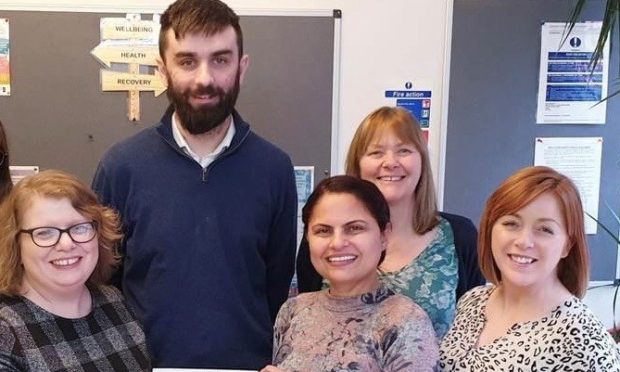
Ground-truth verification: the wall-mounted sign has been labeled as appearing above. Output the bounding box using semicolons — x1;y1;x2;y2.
385;83;432;129
91;14;164;121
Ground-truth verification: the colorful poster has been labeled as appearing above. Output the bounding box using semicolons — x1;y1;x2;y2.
0;19;10;96
536;22;609;124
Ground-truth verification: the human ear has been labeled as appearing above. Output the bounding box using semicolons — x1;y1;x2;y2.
238;54;250;85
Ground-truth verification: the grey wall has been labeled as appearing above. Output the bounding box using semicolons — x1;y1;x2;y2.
1;11;335;186
445;0;620;281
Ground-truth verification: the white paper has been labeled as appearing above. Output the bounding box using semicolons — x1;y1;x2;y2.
534;137;602;234
536;22;609;124
9;165;39;185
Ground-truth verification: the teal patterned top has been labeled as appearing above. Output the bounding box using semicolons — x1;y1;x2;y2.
378;217;458;339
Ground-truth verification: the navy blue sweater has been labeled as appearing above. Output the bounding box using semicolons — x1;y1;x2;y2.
93;107;297;369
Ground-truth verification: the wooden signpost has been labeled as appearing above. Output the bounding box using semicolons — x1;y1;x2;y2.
91;14;165;122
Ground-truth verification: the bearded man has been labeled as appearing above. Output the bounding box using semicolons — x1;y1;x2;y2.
92;0;297;369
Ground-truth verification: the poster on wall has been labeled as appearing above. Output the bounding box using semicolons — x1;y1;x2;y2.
291;166;314;297
385;81;432;128
536;22;609;124
294;166;314;248
384;80;432;144
534;137;602;234
0;18;10;96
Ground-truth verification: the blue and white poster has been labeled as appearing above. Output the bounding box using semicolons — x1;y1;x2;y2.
536;22;609;124
385;86;432;128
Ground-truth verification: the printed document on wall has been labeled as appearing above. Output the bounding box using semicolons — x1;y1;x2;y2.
0;19;10;96
534;137;602;234
536;22;609;124
294;166;314;248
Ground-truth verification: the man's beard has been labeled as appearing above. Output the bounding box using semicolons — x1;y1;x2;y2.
166;71;240;135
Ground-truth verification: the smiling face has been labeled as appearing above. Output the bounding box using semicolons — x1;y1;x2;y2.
307;192;386;296
358;130;421;207
158;26;249;134
490;192;569;292
19;196;99;298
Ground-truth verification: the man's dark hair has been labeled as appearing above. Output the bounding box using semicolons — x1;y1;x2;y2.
159;0;243;60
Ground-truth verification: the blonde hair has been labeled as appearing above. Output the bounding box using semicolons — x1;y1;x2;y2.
345;106;439;233
0;170;122;295
478;166;589;298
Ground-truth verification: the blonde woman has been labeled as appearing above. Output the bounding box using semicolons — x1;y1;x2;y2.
297;107;484;338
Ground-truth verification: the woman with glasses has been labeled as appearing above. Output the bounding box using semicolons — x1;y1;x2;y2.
0;120;11;202
0;170;150;371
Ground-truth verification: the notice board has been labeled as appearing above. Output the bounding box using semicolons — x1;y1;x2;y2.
0;9;339;187
444;0;620;282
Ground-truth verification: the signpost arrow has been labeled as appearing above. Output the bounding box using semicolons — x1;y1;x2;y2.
101;70;166;96
91;43;159;68
100;18;160;41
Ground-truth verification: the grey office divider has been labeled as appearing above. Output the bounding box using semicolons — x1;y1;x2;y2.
445;0;620;281
1;10;337;187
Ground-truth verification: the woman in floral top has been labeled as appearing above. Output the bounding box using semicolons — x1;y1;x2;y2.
262;176;438;372
297;107;484;338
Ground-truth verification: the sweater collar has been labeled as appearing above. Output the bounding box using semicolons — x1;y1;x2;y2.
320;284;395;313
156;105;251;153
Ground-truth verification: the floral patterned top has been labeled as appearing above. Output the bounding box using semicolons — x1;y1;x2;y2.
379;217;458;339
272;285;438;371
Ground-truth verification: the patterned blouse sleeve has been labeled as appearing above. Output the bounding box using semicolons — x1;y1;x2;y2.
272;298;296;365
382;302;439;371
0;322;22;371
580;315;620;371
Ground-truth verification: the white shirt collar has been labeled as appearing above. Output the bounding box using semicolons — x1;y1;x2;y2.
171;113;236;168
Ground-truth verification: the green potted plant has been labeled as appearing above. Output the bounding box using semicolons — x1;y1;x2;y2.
565;0;619;100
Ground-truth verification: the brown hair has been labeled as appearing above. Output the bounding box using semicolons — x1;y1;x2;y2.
0;120;11;202
159;0;243;60
345;106;438;234
0;170;122;295
478;166;589;298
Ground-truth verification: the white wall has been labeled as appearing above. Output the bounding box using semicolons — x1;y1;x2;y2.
3;0;619;331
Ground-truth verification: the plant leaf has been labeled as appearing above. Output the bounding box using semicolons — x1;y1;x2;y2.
566;0;620;102
561;0;588;48
586;211;620;245
605;200;620;224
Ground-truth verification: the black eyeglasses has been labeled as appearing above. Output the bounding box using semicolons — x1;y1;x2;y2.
0;153;6;166
19;221;98;248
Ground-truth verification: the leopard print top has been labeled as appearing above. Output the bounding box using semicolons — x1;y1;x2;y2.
439;285;620;371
